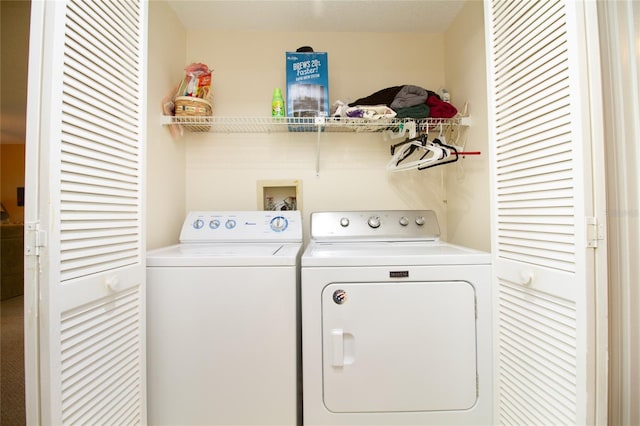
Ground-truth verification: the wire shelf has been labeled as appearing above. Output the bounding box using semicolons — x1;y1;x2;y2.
160;115;469;134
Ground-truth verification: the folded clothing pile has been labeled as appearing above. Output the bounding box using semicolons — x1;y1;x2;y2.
343;84;457;119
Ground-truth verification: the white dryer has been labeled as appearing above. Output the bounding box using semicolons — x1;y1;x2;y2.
146;211;303;426
301;210;492;426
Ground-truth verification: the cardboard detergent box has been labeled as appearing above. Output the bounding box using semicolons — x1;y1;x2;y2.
285;51;329;131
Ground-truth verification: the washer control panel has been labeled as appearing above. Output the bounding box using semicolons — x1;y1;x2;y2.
180;211;302;242
310;210;440;241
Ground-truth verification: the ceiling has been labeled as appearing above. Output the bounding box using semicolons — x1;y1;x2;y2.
166;0;466;33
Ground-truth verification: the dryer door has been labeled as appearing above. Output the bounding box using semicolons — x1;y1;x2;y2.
322;281;477;413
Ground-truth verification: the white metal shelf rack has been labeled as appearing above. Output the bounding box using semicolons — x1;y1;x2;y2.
160;115;470;173
160;115;469;133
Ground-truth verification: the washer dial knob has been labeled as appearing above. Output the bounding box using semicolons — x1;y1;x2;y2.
368;216;381;228
340;217;350;227
193;219;204;229
270;216;288;232
225;219;237;229
209;219;220;229
415;216;425;226
399;216;409;226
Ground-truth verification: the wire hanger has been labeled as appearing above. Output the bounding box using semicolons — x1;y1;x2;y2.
387;135;449;172
417;138;458;170
387;121;480;172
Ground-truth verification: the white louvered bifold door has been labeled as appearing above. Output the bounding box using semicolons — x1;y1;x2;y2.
24;0;148;424
485;1;604;425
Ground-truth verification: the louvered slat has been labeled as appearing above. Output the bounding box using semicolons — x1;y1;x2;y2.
61;117;138;150
61;146;138;175
61;166;138;194
59;0;143;417
60;288;142;425
497;280;578;425
62;98;139;142
488;0;584;424
492;0;575;271
59;0;142;283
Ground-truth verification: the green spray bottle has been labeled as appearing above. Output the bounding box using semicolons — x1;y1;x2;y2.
272;88;285;117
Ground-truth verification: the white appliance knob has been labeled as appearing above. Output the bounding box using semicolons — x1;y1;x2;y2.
399;216;409;226
340;217;350;227
225;219;237;229
368;216;381;228
209;219;220;229
193;219;204;229
415;216;425;226
270;216;288;232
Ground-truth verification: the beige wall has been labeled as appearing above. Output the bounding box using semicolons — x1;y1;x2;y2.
1;144;25;223
148;2;490;248
146;1;188;250
0;0;489;248
181;30;452;242
1;0;30;145
443;0;490;251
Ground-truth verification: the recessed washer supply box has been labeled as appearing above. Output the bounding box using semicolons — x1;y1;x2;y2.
286;51;329;131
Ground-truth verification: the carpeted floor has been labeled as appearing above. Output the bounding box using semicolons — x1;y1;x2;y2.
1;295;26;425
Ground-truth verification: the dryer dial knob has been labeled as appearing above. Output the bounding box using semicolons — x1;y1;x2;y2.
399;216;409;226
340;217;350;227
415;216;425;226
368;216;381;228
270;216;288;232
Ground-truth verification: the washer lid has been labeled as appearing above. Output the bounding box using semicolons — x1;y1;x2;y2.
147;242;302;267
302;241;490;267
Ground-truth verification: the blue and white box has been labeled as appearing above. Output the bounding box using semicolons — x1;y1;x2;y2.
286;51;329;131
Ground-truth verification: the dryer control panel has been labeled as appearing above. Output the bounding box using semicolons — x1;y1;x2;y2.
310;210;440;242
180;211;302;243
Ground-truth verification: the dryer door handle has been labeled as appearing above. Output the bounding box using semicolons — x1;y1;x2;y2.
331;329;344;367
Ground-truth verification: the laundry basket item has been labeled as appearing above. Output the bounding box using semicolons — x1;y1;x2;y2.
174;96;212;131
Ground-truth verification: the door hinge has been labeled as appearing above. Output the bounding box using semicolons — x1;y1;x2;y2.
25;222;47;256
586;217;604;248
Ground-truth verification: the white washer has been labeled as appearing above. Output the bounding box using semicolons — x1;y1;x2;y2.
301;210;492;426
147;211;303;426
